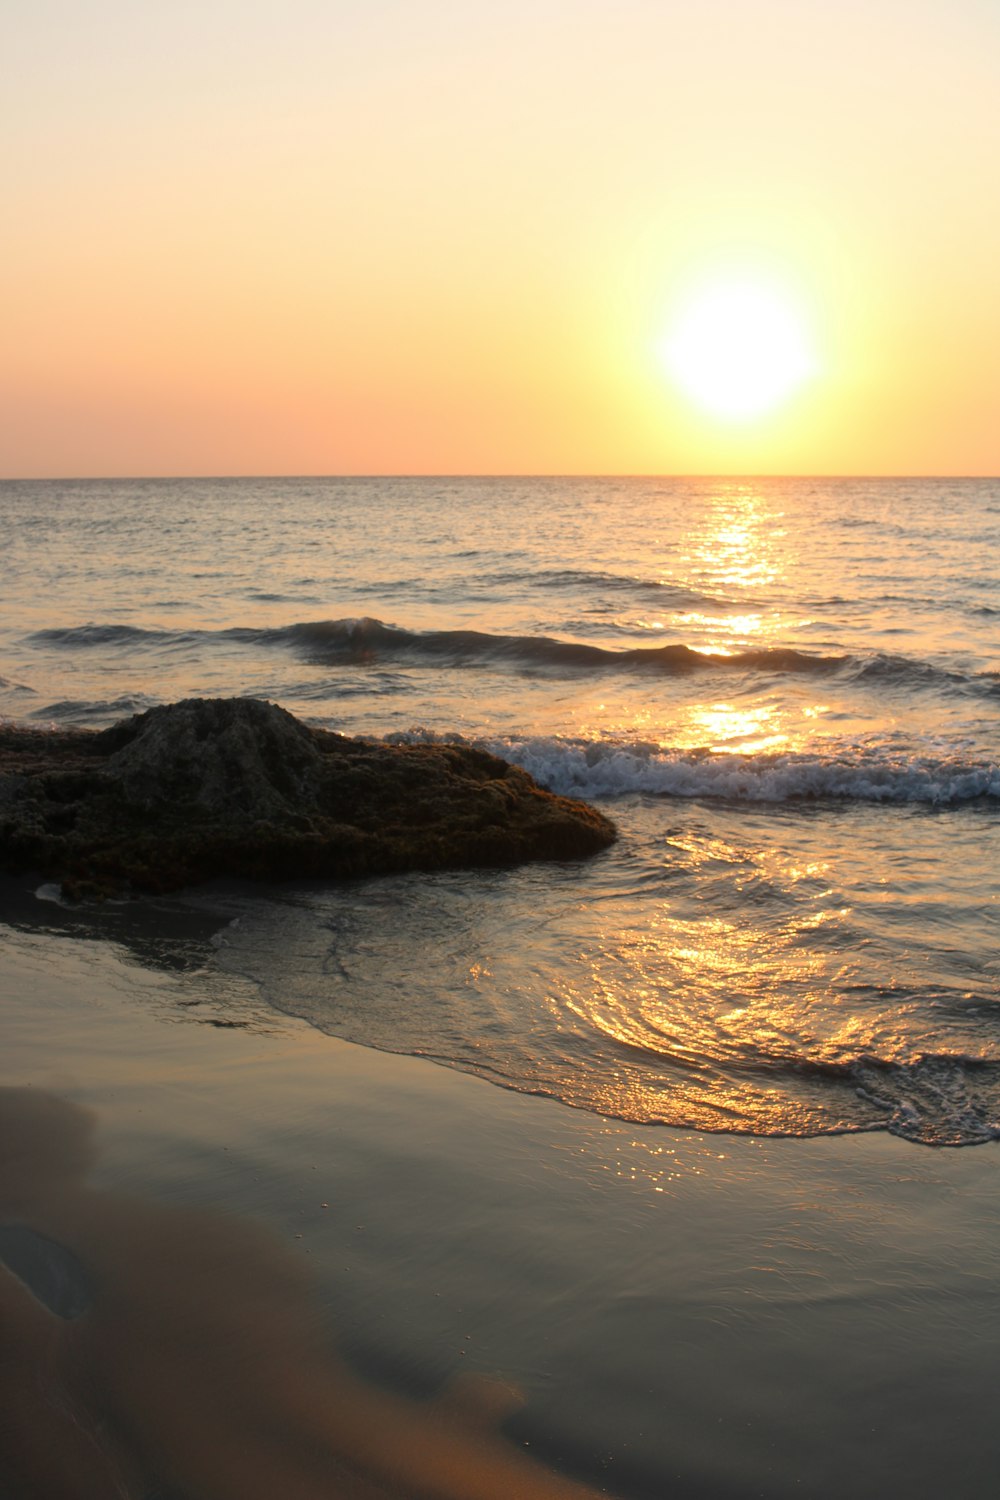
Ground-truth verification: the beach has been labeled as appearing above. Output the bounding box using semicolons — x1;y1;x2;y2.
6;0;1000;1486
4;904;1000;1499
2;473;998;1495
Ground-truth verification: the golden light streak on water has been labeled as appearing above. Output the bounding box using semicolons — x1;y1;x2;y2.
684;485;783;596
679;702;789;754
546;883;871;1135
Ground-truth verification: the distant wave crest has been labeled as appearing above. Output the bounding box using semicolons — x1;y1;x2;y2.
27;616;843;675
279;617;844;675
25;616;1000;698
493;566;750;609
27;624;179;648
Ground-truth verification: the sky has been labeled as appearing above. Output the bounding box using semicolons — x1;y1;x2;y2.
3;0;998;477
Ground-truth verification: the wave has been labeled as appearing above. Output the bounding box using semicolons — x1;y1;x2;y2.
278;618;844;675
27;623;177;648
390;731;1000;806
24;617;843;673
529;574;1000;621
32;693;161;722
855;654;1000;699
24;617;1000;697
490;566;748;609
213;884;1000;1146
849;653;972;691
844;1052;1000;1147
243;590;323;606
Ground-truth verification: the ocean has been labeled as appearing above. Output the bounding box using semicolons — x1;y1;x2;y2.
3;475;997;1146
2;475;1000;1499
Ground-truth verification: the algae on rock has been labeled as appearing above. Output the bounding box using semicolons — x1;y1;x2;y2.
0;698;616;898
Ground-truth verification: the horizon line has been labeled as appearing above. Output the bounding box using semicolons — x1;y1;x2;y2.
2;472;998;484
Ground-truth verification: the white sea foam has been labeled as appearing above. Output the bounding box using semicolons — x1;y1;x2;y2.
33;883;67;905
497;739;1000;803
388;730;1000;805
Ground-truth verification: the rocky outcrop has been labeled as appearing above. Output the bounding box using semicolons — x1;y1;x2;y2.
0;698;616;898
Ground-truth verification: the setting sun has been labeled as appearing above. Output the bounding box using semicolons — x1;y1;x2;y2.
661;275;816;422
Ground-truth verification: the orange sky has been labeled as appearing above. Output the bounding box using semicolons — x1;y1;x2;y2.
3;1;998;477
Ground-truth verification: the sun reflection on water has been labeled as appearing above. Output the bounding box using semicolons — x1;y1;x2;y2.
600;485;834;752
672;611;768;643
681;702;789;754
666;485;789;652
686;484;784;593
542;824;893;1137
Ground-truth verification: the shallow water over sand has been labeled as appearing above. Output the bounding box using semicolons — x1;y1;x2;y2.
4;928;1000;1499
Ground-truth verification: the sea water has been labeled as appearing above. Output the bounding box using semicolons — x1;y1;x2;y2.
2;475;998;1146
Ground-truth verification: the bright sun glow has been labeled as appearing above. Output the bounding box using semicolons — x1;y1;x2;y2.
661;275;816;421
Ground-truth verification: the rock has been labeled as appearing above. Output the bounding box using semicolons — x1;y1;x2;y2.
0;699;616;898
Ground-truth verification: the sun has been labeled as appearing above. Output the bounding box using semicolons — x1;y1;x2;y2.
661;273;816;421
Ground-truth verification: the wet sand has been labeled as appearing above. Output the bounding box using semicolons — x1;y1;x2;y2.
3;921;1000;1499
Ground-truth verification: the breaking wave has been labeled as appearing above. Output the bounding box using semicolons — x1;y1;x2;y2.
389;730;1000;805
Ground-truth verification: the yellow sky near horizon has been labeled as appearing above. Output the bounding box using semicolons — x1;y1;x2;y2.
2;0;998;478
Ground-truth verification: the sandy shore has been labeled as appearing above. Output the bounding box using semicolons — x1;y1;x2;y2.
3;913;1000;1499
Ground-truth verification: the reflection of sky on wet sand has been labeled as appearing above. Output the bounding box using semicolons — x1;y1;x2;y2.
0;1087;610;1500
6;926;1000;1500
